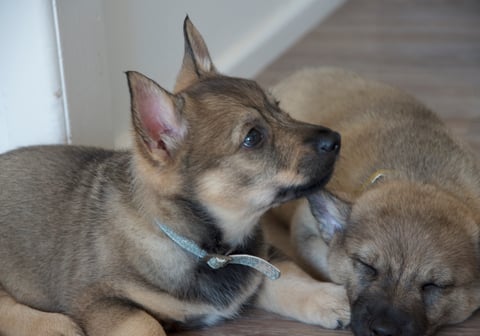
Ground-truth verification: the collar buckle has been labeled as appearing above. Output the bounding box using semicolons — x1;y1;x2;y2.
204;254;232;269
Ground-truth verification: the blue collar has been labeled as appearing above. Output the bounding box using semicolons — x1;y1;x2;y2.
155;220;280;280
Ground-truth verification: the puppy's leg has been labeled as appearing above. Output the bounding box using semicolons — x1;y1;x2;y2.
0;286;84;336
81;300;167;336
255;260;350;329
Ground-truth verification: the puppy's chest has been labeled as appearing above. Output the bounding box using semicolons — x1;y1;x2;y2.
170;232;266;306
136;225;266;317
117;241;265;332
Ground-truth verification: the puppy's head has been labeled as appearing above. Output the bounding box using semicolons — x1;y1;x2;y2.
126;17;340;244
308;181;480;336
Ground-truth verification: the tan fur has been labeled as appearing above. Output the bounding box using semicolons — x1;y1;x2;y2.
0;21;346;335
265;67;480;336
0;287;84;336
256;260;350;329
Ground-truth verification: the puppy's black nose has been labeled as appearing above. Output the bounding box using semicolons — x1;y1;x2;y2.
317;131;341;154
370;319;400;336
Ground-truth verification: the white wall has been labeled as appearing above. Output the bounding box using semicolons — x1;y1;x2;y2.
0;0;68;153
1;0;345;153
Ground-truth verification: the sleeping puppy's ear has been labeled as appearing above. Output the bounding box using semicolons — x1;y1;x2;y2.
307;190;351;244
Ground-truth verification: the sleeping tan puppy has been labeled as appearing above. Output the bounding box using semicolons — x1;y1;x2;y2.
264;67;480;336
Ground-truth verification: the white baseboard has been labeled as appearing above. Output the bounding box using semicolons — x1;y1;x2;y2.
0;1;68;153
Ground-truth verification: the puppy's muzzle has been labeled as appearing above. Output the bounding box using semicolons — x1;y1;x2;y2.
275;127;340;204
315;129;341;154
351;295;427;336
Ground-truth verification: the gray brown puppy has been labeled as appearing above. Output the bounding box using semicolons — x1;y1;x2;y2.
0;20;350;336
264;67;480;336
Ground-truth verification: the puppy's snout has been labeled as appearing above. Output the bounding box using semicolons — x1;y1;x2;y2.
351;294;427;336
315;130;341;154
370;319;400;336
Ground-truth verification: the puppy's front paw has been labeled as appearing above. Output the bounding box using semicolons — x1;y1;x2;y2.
0;296;84;336
34;312;85;336
256;261;350;329
299;282;350;329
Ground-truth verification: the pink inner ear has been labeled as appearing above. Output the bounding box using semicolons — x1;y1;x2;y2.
135;84;185;151
138;95;168;143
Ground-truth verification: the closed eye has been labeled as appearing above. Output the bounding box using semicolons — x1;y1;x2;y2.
352;257;378;279
421;282;454;292
421;282;454;305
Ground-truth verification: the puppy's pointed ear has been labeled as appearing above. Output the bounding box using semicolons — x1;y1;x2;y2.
174;16;217;92
307;190;351;244
126;71;187;164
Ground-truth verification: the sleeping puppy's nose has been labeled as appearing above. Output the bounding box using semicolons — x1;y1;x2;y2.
316;130;341;154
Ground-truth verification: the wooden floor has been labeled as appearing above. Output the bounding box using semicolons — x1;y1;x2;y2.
173;0;480;335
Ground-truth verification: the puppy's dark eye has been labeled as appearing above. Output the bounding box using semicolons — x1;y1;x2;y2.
242;128;264;148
